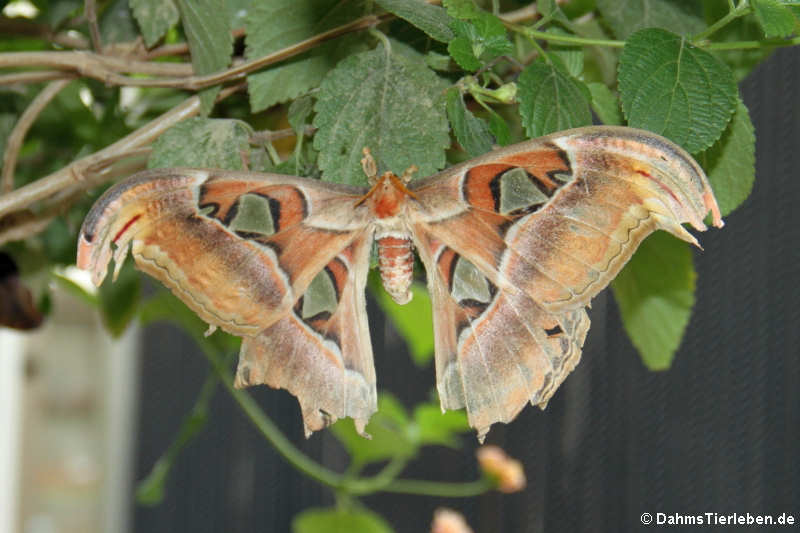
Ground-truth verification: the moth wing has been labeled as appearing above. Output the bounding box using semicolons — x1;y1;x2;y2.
409;126;723;314
413;234;589;441
78;168;370;336
78;168;377;434
408;126;722;436
234;232;377;436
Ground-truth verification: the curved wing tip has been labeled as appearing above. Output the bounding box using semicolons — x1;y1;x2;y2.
704;191;725;228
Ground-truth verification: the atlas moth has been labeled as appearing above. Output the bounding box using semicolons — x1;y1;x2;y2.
77;126;723;441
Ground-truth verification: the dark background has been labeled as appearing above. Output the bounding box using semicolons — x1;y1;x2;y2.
133;46;800;533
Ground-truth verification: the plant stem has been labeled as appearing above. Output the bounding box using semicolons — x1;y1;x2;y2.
510;23;625;48
203;346;496;499
202;346;345;489
345;456;409;495
693;2;750;42
381;477;495;497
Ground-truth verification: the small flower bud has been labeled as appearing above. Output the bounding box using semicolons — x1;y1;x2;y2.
431;508;474;533
476;445;526;493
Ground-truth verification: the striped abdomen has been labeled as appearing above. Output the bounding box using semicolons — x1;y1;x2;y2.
377;234;414;304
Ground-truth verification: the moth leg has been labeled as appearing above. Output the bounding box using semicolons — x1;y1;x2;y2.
399;164;418;184
360;147;378;184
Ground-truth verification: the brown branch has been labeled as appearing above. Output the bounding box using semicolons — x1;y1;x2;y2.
0;51;194;81
2;79;73;193
0;71;77;85
84;0;103;53
0;14;387;89
0;84;243;218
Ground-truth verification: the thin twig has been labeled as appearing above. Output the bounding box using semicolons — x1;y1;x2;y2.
0;84;243;217
2;79;73;193
0;51;194;79
0;14;388;90
84;0;103;53
0;71;77;86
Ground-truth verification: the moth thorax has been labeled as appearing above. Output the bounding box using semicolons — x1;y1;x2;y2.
377;234;414;305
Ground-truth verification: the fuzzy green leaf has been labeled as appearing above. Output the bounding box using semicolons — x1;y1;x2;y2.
413;403;469;447
547;29;584;77
245;0;363;112
619;28;737;153
696;98;755;217
313;42;449;186
175;0;233;115
596;0;704;39
612;232;695;370
375;0;455;42
293;508;394;533
751;0;798;38
330;394;415;466
447;35;481;71
446;89;493;157
442;0;481;20
148;118;251;170
517;60;592;137
447;13;513;71
130;0;179;47
587;82;623;126
487;110;511;146
100;0;139;44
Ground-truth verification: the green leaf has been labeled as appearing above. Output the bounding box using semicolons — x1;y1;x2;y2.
98;260;141;337
413;402;469;447
425;50;454;71
751;0;798;38
595;0;704;39
442;0;481;19
330;393;415;466
148;117;252;170
573;17;618;86
313;42;449;186
375;0;455;42
288;95;315;135
100;0;140;44
611;232;695;370
696;98;755;217
587;82;623;126
487;110;511;146
517;60;592;137
370;274;435;366
547;29;584;78
618;28;737;153
447;35;481;71
130;0;179;47
175;0;233;115
447;13;513;71
226;0;252;28
293;508;394;533
446;89;493;157
245;0;363;113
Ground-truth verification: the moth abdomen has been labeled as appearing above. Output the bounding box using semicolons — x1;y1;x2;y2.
377;233;414;305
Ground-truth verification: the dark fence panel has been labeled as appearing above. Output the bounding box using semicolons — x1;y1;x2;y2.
134;46;800;533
